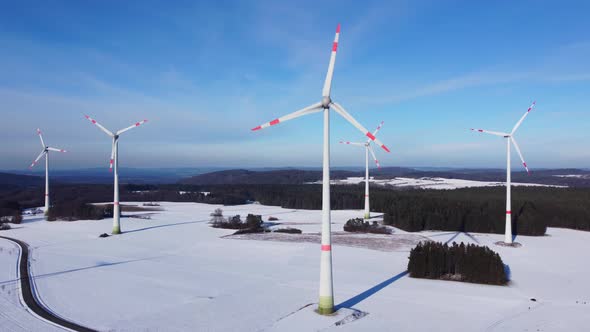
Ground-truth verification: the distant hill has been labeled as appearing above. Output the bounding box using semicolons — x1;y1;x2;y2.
0;172;44;190
180;169;360;185
5;167;223;184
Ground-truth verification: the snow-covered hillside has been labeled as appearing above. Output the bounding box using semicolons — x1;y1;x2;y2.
0;202;588;331
314;176;567;190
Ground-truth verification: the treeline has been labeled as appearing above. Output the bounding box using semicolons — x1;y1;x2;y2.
408;241;507;285
47;202;113;221
2;183;590;235
0;200;23;224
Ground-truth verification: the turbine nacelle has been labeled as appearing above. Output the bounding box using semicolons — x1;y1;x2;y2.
321;96;332;109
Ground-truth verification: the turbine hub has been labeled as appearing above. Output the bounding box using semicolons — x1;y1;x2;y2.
321;96;331;109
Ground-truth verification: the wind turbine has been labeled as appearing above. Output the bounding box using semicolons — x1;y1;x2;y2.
84;115;148;234
29;129;67;215
251;24;390;315
471;101;535;245
340;121;385;220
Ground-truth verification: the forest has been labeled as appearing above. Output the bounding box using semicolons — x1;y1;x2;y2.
1;183;589;236
407;241;508;285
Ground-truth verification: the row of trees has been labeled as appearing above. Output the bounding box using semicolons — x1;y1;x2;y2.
408;241;507;285
343;218;391;234
0;200;23;224
46;201;113;221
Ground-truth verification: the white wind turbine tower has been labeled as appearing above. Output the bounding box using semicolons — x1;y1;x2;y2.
251;24;390;315
471;101;535;245
340;121;385;220
84;115;148;235
29;129;67;215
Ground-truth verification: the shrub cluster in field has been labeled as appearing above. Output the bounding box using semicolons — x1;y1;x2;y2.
210;209;264;232
343;218;391;234
408;241;507;285
273;228;302;234
47;201;113;221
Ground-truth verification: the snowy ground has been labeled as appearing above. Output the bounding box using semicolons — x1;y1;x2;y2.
0;202;589;331
316;176;567;190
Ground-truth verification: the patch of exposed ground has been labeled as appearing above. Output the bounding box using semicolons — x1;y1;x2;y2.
224;231;429;252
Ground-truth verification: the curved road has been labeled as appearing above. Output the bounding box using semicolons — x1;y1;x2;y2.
0;236;97;332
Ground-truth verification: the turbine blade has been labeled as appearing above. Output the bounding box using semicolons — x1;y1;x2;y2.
116;119;148;135
511;101;536;135
371;121;384;138
85;115;114;136
368;145;381;168
47;147;67;153
109;139;115;171
511;137;530;174
321;23;341;98
470;128;509;137
251;102;323;131
36;128;46;147
331;102;391;153
29;150;46;169
339;140;365;146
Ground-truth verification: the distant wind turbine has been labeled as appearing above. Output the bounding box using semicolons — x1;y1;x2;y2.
251;24;390;315
471;101;535;245
29;128;67;215
340;121;386;220
84;115;148;234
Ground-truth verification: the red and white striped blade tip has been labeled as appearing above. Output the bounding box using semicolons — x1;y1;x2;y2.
251;126;262;131
527;101;536;112
336;23;341;33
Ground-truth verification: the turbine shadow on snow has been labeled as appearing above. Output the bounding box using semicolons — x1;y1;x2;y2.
123;219;210;234
428;231;480;245
0;256;165;285
334;270;409;311
123;209;300;234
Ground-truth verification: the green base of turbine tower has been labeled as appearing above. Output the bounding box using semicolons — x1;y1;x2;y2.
112;225;121;235
318;296;334;315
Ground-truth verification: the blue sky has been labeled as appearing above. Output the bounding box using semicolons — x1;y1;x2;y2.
1;0;589;170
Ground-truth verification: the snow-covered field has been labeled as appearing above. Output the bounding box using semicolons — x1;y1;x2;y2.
1;202;589;331
317;176;567;190
554;174;590;179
